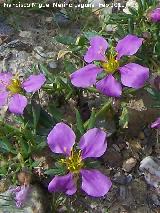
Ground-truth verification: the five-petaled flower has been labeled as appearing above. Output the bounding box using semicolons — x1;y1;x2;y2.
70;35;149;97
151;117;160;129
47;122;112;197
149;8;160;23
0;72;46;114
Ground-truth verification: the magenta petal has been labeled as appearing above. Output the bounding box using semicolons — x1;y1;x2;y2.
0;72;12;90
151;117;160;129
22;74;46;93
15;185;29;208
119;63;149;89
150;8;160;22
70;64;103;88
96;75;122;97
115;35;143;59
81;169;112;197
48;173;77;195
79;128;107;159
8;94;27;115
84;36;108;63
0;91;9;107
47;122;76;155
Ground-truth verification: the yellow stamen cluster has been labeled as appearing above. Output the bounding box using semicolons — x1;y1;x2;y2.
101;54;119;74
7;78;22;94
60;149;83;174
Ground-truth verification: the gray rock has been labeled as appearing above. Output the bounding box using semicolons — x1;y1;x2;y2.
123;0;138;14
113;172;132;185
0;185;48;213
48;60;57;69
139;156;160;190
0;22;13;37
19;31;32;38
53;12;71;27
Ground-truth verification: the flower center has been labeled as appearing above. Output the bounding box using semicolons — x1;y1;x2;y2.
101;54;119;74
7;78;22;94
60;149;83;174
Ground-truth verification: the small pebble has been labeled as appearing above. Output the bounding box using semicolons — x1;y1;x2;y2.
48;60;57;69
19;31;32;38
122;157;137;172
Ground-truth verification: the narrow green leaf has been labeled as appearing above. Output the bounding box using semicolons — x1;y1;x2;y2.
87;109;96;130
76;109;85;135
119;104;129;129
32;104;41;131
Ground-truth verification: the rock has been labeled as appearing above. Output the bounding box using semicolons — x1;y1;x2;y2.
33;46;46;61
113;172;133;185
155;143;160;154
148;191;160;207
126;91;159;136
19;31;32;38
33;46;56;62
123;0;138;14
48;60;57;69
0;49;33;75
139;156;160;190
105;24;117;32
122;157;137;172
53;12;71;27
88;0;105;8
0;21;13;38
45;17;53;23
0;185;49;213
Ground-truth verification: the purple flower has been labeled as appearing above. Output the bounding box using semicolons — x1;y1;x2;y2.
0;72;46;114
70;35;149;97
151;117;160;129
150;8;160;22
47;122;112;197
10;185;30;208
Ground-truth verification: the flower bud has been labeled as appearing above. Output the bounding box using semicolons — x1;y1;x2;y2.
149;8;160;23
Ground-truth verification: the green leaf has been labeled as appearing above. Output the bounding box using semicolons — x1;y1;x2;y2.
83;31;98;40
63;60;76;73
39;64;54;82
44;167;66;176
31;160;41;168
76;109;85;135
76;36;86;46
19;138;30;158
128;7;138;16
32;103;41;131
119;104;129;129
85;160;101;169
87;109;96;130
0;139;16;154
48;105;63;122
55;35;75;45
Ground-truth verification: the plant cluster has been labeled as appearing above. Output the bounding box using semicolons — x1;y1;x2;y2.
0;0;159;210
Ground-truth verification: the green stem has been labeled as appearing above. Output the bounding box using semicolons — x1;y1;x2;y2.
84;99;112;129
